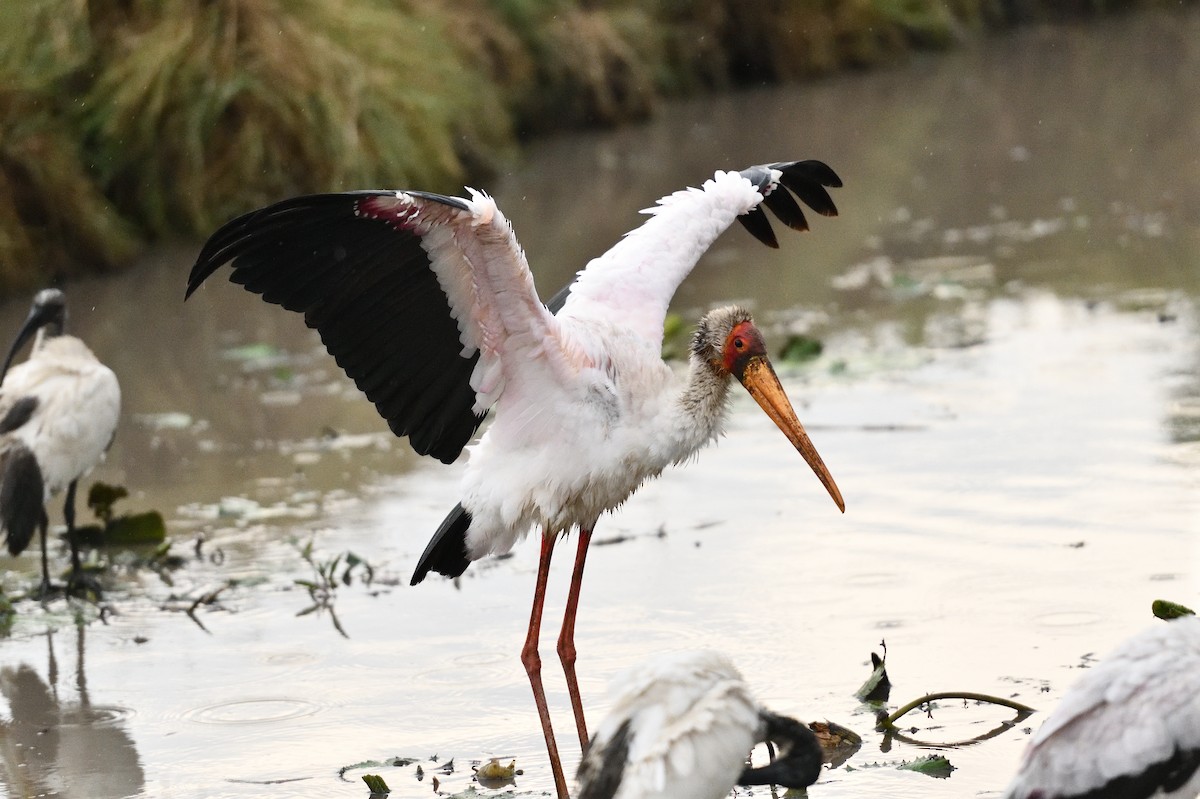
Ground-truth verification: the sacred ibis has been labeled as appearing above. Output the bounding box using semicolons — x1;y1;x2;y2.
187;160;845;798
577;650;823;799
0;289;121;596
1004;614;1200;799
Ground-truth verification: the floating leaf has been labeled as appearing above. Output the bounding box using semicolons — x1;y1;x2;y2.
104;511;167;546
1152;599;1196;620
855;649;891;703
898;754;955;778
362;773;390;794
75;510;167;548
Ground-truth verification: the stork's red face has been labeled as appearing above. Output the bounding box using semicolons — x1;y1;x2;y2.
722;320;845;513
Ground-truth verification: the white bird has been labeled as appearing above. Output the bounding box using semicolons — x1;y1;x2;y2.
1004;615;1200;799
187;160;846;798
0;289;121;597
577;650;824;799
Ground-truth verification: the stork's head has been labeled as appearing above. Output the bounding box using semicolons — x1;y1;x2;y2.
693;306;844;513
1;288;67;385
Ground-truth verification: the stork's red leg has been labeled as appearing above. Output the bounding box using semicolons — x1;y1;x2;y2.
522;532;569;799
557;528;592;750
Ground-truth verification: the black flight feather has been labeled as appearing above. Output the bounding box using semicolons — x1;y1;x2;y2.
0;396;38;435
576;719;633;799
0;444;46;556
411;502;473;584
188;191;485;464
736;159;841;248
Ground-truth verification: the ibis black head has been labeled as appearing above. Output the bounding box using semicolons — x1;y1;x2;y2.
738;712;824;789
1;288;67;384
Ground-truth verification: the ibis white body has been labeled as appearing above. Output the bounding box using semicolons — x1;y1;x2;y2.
0;335;120;500
580;651;770;799
1004;616;1200;799
577;650;823;799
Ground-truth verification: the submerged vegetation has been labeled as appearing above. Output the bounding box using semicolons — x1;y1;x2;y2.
0;0;1190;293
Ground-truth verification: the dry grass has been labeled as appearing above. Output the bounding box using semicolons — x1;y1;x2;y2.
0;2;137;287
0;0;1189;293
82;0;513;234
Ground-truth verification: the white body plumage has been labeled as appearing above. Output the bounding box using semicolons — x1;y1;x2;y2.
1004;615;1200;799
0;335;121;500
438;171;776;560
579;651;769;799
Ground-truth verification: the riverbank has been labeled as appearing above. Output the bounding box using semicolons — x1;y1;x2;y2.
0;0;1190;294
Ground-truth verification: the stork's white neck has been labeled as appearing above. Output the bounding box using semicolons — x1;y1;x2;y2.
668;355;734;463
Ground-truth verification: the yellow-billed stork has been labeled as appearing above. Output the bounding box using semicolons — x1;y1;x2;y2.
577;650;823;799
0;289;121;597
187;160;845;797
1004;615;1200;799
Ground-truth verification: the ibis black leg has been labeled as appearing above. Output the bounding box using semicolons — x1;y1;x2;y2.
34;510;51;599
62;480;98;598
64;480;81;573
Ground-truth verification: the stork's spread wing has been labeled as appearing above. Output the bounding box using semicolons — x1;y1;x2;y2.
187;190;565;464
558;160;840;344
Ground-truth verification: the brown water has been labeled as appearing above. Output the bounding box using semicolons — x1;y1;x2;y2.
1;8;1199;799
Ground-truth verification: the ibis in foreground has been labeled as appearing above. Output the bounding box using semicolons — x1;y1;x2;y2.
187;160;845;798
0;289;121;596
1003;614;1200;799
577;650;824;799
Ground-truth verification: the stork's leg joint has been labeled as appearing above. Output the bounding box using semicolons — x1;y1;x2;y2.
555;636;576;668
521;635;543;675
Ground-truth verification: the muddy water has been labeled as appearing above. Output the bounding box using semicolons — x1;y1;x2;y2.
2;8;1199;799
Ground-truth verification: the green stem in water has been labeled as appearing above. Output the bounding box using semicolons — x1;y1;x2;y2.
880;691;1035;729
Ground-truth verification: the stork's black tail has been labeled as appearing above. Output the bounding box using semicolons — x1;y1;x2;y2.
411;502;472;584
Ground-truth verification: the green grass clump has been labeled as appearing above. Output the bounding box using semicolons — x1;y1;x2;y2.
0;0;1192;292
82;0;514;236
0;3;137;286
0;0;514;292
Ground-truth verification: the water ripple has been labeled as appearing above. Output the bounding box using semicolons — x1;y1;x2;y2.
183;698;324;725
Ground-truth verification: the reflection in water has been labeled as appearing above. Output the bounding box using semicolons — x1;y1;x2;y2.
0;625;144;798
